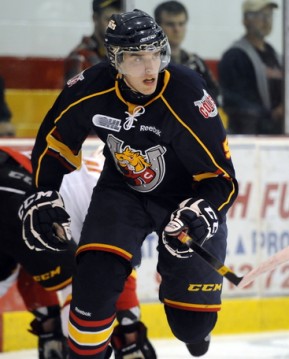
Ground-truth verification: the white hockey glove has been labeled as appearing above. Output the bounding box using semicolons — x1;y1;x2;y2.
162;199;219;258
18;190;72;252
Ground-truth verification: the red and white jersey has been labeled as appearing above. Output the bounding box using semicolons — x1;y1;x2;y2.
60;149;105;244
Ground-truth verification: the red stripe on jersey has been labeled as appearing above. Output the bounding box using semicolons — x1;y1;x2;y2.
68;337;110;356
70;310;116;328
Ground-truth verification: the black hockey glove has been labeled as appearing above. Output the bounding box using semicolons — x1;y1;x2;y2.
18;190;72;252
111;321;157;359
162;198;219;258
29;305;68;359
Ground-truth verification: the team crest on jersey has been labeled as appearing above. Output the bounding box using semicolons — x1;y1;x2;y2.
194;90;218;118
107;134;166;192
67;72;85;87
92;115;122;132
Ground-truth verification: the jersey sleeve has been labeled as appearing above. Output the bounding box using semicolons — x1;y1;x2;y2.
31;84;93;191
164;70;238;216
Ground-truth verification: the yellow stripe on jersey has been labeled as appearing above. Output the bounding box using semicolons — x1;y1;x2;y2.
218;180;236;212
68;319;115;346
53;87;116;126
35;87;116;187
164;298;221;311
115;71;171;113
76;243;133;261
193;172;218;181
161;95;230;178
130;269;137;279
160;95;237;212
193;172;237;211
43;276;72;292
47;134;82;168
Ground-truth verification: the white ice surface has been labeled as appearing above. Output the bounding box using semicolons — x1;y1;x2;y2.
0;331;289;358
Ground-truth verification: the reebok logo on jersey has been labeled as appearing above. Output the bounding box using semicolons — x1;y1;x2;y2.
194;89;218;118
75;306;92;317
140;125;161;136
92;115;122;132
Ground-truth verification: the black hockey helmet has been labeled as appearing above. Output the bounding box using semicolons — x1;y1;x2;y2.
104;9;170;72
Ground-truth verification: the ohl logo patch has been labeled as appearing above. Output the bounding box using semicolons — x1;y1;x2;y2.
107;134;166;192
194;89;218;118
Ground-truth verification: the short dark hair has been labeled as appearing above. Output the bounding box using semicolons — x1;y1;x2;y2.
154;0;188;25
92;0;122;14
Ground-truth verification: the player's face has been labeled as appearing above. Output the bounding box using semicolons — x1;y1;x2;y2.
119;50;161;95
159;11;187;49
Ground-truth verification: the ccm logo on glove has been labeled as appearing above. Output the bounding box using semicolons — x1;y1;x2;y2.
18;190;71;252
162;198;220;258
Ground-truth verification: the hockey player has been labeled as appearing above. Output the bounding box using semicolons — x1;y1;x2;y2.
0;146;73;358
59;147;157;358
15;267;69;359
18;9;238;359
0;146;156;358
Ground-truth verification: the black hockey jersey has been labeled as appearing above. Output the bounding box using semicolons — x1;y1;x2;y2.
31;62;238;216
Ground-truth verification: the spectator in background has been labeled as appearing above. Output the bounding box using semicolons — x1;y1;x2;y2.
0;76;15;136
154;0;221;105
64;0;122;83
218;0;283;135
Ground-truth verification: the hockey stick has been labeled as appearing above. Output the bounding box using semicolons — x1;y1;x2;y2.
178;232;289;288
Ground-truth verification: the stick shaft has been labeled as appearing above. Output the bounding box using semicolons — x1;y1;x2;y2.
180;234;243;286
179;233;289;288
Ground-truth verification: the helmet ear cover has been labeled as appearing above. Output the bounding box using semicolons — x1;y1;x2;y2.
104;9;171;71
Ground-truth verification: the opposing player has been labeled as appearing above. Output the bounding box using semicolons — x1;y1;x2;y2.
0;146;156;359
19;9;238;358
0;146;73;358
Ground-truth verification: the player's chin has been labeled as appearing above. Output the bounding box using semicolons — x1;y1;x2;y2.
141;78;157;94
